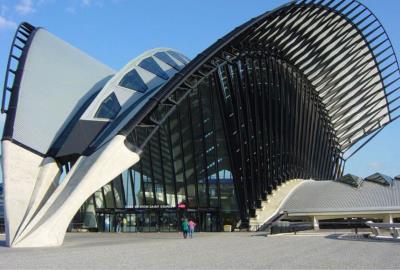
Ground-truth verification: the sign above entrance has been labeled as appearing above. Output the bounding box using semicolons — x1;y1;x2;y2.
177;202;186;209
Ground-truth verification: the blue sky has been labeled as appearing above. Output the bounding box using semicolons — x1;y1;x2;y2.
0;0;399;178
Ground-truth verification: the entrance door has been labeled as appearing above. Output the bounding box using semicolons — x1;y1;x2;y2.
96;212;114;232
198;211;219;232
149;212;158;232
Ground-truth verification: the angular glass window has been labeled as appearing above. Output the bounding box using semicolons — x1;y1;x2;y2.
95;92;121;119
138;57;169;80
167;50;189;64
154;51;182;71
119;68;148;92
336;174;363;188
365;172;393;186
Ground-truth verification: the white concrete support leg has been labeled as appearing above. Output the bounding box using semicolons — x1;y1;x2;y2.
2;141;44;246
384;214;394;237
11;135;139;247
383;214;393;224
313;216;319;231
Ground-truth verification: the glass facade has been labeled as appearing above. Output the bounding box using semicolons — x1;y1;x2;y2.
82;55;342;233
86;79;239;232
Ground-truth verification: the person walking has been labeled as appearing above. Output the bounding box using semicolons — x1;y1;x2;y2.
181;218;189;239
188;219;196;238
122;216;127;232
115;216;122;233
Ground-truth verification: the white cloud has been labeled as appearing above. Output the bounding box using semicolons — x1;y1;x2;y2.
37;0;55;6
15;0;35;15
368;162;383;170
81;0;104;8
65;7;76;14
0;15;17;30
1;4;9;16
82;0;91;6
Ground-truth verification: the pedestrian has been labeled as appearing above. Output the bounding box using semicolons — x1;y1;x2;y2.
181;218;189;239
116;216;122;233
188;219;196;238
122;216;127;232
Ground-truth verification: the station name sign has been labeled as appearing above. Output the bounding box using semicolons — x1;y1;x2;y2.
135;205;173;209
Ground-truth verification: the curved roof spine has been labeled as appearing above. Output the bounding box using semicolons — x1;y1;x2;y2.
116;0;400;160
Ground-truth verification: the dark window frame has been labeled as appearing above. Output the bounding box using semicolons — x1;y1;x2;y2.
94;92;121;120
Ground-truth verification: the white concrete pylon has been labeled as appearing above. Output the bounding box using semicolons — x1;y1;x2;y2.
313;216;319;231
3;135;140;247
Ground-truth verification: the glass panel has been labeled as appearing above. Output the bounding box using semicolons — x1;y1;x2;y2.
95;93;121;119
102;184;115;208
219;169;237;211
208;174;219;208
149;212;158;232
179;97;197;208
191;89;208;207
169;113;186;203
119;68;148;92
160;125;176;207
149;135;165;204
142;213;150;232
138;57;169;80
113;177;124;208
136;213;145;232
122;170;134;208
125;213;137;232
154;51;182;71
167;50;190;64
141;144;155;205
131;167;143;206
94;190;105;209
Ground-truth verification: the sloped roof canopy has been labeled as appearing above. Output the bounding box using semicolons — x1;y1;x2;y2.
1;22;187;158
365;172;394;186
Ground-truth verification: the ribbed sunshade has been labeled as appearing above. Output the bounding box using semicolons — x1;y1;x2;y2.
120;0;400;157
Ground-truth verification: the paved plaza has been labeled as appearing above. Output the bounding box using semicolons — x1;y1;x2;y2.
0;232;399;269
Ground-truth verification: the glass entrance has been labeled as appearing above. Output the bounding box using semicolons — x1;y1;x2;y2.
199;211;219;232
96;210;180;232
185;210;219;232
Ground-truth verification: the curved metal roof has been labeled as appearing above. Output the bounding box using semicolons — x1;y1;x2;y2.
282;179;400;214
116;0;400;158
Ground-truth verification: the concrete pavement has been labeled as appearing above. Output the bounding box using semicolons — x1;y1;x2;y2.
0;232;399;269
